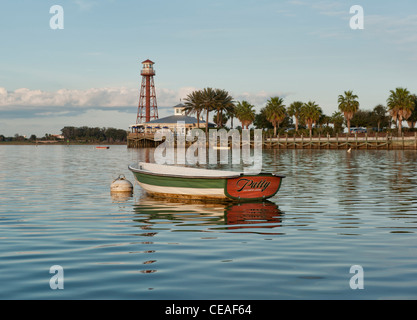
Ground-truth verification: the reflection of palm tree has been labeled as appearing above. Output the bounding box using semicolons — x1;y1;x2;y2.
235;101;256;129
287;101;303;132
301;101;322;137
265;97;286;137
387;87;414;136
338;90;359;134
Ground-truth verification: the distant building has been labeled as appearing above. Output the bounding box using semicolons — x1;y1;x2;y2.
130;103;215;134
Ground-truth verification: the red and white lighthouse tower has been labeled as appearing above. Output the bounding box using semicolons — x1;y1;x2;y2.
136;59;158;123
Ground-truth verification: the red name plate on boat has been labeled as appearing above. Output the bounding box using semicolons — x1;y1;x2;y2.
226;175;282;200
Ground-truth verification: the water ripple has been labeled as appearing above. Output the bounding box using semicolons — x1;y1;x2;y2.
1;147;417;299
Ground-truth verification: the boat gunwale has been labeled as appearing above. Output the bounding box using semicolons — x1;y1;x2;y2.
128;164;286;180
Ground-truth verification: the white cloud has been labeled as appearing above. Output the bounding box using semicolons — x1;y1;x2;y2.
0;86;285;110
288;0;345;17
0;87;135;110
234;90;290;108
0;86;290;136
74;0;97;11
0;86;197;110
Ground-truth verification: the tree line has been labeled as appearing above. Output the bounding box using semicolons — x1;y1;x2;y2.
183;87;417;137
60;126;127;142
1;127;127;143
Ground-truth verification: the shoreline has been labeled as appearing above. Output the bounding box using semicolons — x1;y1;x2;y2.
0;141;127;146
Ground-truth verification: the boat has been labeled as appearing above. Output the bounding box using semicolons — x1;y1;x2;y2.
128;162;285;202
96;146;110;149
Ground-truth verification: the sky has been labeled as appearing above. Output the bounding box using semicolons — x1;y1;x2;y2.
1;0;417;136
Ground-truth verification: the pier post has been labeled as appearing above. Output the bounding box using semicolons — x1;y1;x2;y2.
365;133;368;150
277;133;280;150
336;134;339;149
318;134;321;149
402;133;405;150
355;133;358;149
415;132;417;150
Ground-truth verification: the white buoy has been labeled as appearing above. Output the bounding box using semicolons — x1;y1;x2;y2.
111;174;133;193
347;148;352;153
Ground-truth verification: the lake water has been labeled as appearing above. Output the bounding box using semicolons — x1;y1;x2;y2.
1;145;417;300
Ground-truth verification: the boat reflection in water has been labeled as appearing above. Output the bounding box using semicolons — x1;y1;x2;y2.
132;196;283;233
224;201;282;231
131;197;284;274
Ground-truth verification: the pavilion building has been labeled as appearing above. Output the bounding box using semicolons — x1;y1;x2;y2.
130;103;215;134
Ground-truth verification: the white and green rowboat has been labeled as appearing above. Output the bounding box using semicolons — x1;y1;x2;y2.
128;162;285;202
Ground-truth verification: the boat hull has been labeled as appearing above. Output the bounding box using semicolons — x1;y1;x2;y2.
129;164;284;202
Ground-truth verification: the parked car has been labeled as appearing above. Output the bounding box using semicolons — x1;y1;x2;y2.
350;127;367;134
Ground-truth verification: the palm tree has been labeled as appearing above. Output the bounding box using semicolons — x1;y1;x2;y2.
338;90;360;134
287;101;303;132
407;95;417;129
213;112;229;128
213;89;235;128
331;111;345;134
301;101;322;137
265;97;286;137
387;87;415;136
183;90;204;128
199;87;217;137
235;101;256;129
226;105;236;129
372;104;388;132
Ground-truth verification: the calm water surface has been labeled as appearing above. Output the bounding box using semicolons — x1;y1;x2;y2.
1;145;417;299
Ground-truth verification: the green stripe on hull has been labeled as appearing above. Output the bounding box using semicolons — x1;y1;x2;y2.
133;171;226;189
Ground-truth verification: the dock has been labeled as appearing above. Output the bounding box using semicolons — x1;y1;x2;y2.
127;132;417;150
264;133;417;150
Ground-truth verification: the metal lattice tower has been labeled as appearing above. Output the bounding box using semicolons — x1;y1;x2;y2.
136;59;158;123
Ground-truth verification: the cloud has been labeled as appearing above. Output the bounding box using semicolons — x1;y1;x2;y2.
0;86;286;119
73;0;97;11
366;14;417;45
0;86;195;110
288;0;345;17
0;86;290;136
234;91;290;108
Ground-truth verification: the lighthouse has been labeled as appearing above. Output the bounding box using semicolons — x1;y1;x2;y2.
136;59;158;123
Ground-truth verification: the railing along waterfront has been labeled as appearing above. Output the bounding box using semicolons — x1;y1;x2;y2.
264;132;417;150
127;132;417;150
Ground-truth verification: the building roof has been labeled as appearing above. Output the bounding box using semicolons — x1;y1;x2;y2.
142;59;154;64
146;114;215;126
